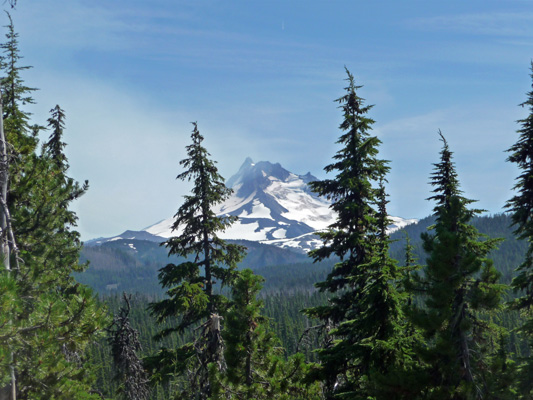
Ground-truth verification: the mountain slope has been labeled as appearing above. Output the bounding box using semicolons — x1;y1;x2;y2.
145;158;334;241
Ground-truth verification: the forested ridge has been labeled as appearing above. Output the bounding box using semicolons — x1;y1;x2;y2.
77;214;525;297
2;13;533;400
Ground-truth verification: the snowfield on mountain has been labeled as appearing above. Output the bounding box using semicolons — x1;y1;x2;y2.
143;158;417;252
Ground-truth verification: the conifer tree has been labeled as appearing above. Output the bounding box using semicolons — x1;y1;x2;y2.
365;181;423;398
107;293;150;400
2;105;107;400
411;133;505;399
0;13;37;157
402;232;417;307
0;17;107;399
148;122;246;399
304;69;411;399
45;104;67;169
221;269;272;391
485;334;517;399
210;269;321;400
0;52;16;400
505;62;533;397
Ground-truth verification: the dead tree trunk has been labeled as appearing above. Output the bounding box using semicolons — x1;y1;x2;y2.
0;87;16;400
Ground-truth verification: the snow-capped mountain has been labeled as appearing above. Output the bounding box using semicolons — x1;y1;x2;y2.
143;158;417;252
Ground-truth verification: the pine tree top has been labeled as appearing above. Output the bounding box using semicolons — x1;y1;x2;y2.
45;105;67;170
506;62;533;240
309;69;389;267
427;131;461;210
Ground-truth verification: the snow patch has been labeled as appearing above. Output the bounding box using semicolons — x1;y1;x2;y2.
218;222;275;241
251;200;273;220
214;188;255;215
387;217;418;234
272;228;287;239
265;175;334;231
144;217;175;238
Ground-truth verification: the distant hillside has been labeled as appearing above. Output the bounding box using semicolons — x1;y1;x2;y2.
77;213;526;296
77;238;309;294
389;213;526;285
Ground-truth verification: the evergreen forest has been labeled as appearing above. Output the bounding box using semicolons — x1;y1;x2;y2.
3;11;533;400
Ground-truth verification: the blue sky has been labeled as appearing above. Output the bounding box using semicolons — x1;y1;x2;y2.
10;0;533;239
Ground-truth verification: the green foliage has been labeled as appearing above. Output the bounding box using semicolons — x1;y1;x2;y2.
506;61;533;399
485;334;518;399
88;277;329;399
45;104;67;169
0;12;38;157
209;269;321;399
0;16;108;399
221;270;271;387
148;123;246;399
390;214;527;287
410;133;507;399
304;69;413;399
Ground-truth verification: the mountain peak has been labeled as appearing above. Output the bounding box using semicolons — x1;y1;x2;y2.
140;158;417;252
226;157;254;188
227;158;289;191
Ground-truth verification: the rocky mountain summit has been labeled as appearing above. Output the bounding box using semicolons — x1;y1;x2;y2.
140;158;417;252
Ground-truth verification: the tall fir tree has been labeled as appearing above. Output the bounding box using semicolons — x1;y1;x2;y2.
148;122;246;399
219;269;275;393
0;16;107;400
505;62;533;398
0;44;16;400
411;132;506;399
0;13;37;158
3;106;107;400
485;334;518;399
365;181;423;398
401;232;417;308
304;69;411;399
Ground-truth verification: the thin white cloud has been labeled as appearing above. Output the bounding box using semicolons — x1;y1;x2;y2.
15;0;328;61
16;1;133;51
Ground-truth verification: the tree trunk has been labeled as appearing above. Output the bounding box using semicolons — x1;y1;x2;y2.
0;88;16;400
245;344;252;387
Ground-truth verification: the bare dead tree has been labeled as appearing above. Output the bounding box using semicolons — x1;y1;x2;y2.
186;313;224;399
0;86;16;400
107;293;150;400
